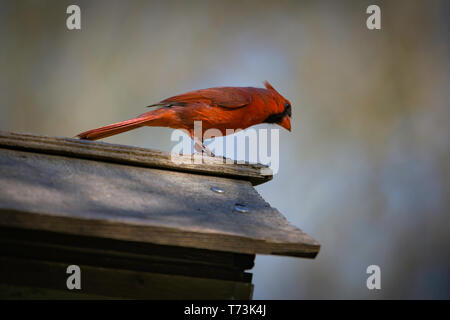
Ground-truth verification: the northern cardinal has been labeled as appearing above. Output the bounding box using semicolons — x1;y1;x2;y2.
76;81;291;156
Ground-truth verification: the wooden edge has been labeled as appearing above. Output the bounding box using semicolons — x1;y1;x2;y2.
0;208;320;259
0;131;273;186
0;256;254;299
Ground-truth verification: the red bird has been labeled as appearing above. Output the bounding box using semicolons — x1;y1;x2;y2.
77;81;292;155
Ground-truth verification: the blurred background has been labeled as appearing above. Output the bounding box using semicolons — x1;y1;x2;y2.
0;0;449;299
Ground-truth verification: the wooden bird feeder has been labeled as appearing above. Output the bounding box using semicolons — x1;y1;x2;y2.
0;131;320;299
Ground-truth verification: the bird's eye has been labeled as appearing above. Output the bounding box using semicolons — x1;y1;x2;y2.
284;102;291;116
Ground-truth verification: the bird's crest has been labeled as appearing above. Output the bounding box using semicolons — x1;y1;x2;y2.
263;81;280;95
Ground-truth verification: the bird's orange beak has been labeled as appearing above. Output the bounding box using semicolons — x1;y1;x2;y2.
279;116;291;131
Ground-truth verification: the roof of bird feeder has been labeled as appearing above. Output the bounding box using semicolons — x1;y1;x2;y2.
0;131;320;258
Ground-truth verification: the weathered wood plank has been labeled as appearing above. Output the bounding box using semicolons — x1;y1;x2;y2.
0;147;320;258
0;226;254;282
0;131;272;186
0;283;114;300
0;256;253;299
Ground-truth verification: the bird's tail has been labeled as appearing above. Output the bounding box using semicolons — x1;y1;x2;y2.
76;115;156;140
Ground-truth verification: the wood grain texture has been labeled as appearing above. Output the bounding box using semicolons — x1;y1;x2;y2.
0;226;254;282
0;132;320;258
0;256;253;299
0;131;272;185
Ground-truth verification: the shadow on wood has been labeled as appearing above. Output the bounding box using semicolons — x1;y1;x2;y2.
0;131;320;299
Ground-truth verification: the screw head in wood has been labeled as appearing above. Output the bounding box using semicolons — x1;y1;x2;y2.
211;187;225;194
234;204;249;214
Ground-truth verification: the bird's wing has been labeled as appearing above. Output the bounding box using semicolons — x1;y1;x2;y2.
148;87;253;109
